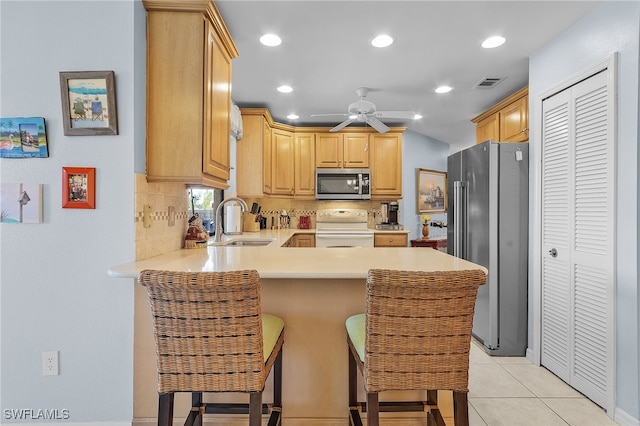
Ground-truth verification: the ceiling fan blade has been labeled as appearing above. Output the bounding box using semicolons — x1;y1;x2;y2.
375;110;417;119
310;113;349;117
366;116;390;133
330;118;355;132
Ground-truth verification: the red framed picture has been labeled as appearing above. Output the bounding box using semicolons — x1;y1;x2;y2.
62;167;95;209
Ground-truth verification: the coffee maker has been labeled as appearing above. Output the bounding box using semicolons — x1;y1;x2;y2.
380;202;399;225
388;201;399;224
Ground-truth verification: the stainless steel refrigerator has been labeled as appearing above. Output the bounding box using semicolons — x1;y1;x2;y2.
447;140;529;356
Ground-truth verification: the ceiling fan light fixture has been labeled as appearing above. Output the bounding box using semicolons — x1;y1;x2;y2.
435;85;453;94
371;34;393;48
277;85;293;93
481;35;505;49
260;33;282;47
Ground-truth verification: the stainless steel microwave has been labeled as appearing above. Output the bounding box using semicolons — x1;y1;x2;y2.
315;168;371;200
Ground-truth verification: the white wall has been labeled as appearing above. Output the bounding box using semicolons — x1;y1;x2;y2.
529;1;639;422
0;1;144;423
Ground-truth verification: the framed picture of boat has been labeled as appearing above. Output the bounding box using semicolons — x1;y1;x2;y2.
0;117;49;158
59;71;118;136
62;167;96;209
417;168;447;213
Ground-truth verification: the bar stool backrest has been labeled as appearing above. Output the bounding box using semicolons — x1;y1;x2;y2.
365;269;486;393
138;269;266;394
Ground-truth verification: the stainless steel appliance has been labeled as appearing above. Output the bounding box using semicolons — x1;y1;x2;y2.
388;201;399;224
315;208;374;248
315;168;371;200
447;140;529;356
380;202;389;224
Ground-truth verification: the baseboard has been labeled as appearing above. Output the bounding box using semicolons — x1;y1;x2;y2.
614;407;640;426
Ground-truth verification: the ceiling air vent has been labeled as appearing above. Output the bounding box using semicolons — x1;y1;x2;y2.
473;77;505;89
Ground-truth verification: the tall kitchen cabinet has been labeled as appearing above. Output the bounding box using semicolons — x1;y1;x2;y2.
143;0;238;188
472;86;529;143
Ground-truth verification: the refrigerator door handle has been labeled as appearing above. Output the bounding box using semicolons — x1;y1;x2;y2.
453;181;466;258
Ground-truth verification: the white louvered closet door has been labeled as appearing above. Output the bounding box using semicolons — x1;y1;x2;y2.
541;68;615;411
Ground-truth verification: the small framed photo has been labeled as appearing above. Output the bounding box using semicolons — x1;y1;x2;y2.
417;168;447;213
0;117;49;158
62;167;96;209
59;71;118;136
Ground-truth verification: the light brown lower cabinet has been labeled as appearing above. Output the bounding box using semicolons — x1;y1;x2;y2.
374;233;408;247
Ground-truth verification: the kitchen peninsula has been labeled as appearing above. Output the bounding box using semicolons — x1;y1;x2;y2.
109;229;486;424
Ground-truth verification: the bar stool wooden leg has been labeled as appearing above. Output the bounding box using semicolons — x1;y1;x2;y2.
189;392;203;426
273;348;283;408
366;392;379;426
158;393;174;426
453;391;470;426
249;392;262;426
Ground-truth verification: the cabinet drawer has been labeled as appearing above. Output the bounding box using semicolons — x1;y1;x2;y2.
374;233;408;247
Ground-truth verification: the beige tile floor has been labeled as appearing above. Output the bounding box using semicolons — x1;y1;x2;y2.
464;340;618;426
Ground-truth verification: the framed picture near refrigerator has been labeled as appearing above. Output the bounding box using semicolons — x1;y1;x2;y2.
416;168;447;213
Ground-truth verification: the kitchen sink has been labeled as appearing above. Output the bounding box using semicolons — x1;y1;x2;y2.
210;238;275;247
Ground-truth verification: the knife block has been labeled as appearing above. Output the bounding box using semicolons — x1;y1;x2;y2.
242;213;260;232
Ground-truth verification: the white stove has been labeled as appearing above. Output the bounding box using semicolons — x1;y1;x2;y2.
315;208;374;248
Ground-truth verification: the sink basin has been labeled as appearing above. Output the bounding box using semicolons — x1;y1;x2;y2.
210;238;275;247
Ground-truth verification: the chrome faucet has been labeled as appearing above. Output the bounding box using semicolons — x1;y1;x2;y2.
213;197;249;242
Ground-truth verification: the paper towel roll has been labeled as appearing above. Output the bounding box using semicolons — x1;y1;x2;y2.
224;205;242;235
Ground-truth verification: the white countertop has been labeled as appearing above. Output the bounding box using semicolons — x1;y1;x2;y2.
108;229;484;279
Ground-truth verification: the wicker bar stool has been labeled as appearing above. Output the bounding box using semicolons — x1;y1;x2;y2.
345;269;486;426
138;269;284;426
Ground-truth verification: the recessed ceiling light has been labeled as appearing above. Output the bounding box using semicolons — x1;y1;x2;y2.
413;114;423;120
371;34;393;48
260;33;281;47
277;85;293;93
287;114;299;120
481;36;505;49
435;86;453;94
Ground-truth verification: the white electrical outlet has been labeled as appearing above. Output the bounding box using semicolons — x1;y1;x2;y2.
42;351;59;376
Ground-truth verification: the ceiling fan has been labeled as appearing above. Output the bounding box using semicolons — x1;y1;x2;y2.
311;87;417;133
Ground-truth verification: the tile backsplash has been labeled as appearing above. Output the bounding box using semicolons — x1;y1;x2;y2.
134;173;448;260
134;174;189;260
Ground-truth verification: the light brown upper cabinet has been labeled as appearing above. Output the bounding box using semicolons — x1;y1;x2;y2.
143;0;237;188
237;108;405;199
270;129;295;196
472;86;529;144
315;133;369;168
294;133;316;198
236;111;268;197
370;133;402;198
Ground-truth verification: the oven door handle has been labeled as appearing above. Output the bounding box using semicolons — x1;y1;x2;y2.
316;234;373;239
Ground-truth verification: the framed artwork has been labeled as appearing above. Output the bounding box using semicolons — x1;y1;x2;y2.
59;71;118;136
0;183;43;223
417;168;447;213
62;167;95;209
0;117;49;158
